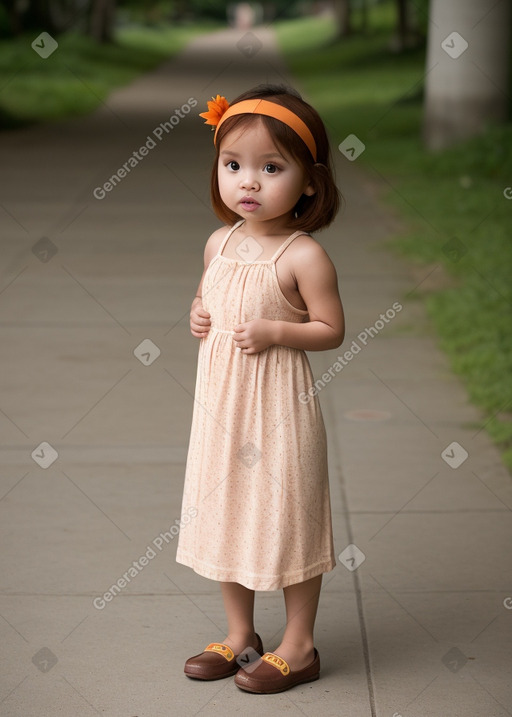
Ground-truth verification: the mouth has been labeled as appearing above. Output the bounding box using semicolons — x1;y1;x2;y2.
240;196;261;211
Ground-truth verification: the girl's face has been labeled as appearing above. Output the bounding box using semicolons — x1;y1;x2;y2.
217;118;315;230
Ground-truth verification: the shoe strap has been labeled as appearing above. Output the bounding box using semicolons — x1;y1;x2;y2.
261;652;290;675
204;643;234;662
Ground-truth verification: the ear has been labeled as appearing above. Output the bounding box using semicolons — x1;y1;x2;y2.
303;178;316;196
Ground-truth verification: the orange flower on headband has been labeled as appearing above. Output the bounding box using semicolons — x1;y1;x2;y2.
199;95;230;127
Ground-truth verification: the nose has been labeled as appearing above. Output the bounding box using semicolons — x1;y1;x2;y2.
239;172;260;191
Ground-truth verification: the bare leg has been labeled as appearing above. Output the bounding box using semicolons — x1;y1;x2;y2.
273;574;322;671
220;581;259;654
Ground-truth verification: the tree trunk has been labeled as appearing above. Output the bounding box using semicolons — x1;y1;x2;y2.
360;0;368;34
423;0;511;150
333;0;351;38
24;0;58;33
89;0;116;42
2;0;23;35
396;0;408;51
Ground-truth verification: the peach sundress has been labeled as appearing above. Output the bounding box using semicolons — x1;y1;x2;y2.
175;219;336;590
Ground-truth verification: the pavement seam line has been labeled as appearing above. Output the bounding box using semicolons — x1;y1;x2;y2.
324;388;377;717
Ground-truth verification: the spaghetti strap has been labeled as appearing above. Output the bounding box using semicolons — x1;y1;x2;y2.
270;231;309;263
217;219;245;257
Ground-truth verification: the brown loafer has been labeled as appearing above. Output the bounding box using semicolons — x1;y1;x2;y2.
234;649;320;694
184;634;264;681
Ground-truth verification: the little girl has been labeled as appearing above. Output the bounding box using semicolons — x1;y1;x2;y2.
175;83;345;694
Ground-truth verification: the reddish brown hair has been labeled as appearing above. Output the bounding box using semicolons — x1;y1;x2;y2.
209;84;342;233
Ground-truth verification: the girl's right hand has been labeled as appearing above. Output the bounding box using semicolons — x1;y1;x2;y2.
190;297;211;338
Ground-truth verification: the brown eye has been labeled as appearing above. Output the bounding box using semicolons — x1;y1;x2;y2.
264;163;278;174
228;161;240;171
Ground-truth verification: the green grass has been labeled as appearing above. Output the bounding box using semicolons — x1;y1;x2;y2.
0;23;212;129
275;9;512;469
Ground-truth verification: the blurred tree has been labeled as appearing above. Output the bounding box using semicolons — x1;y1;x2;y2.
260;0;302;23
423;0;511;150
394;0;409;49
390;0;424;51
409;0;429;37
333;0;351;37
1;0;86;34
359;0;368;34
395;0;407;46
186;0;236;21
88;0;116;41
1;0;23;35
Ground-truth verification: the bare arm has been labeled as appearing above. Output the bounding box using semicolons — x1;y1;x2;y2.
273;243;344;350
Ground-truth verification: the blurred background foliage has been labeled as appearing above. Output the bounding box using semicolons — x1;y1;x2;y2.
0;0;511;467
1;0;303;37
0;0;431;40
274;7;512;468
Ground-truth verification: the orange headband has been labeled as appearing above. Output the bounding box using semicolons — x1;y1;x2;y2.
201;97;317;162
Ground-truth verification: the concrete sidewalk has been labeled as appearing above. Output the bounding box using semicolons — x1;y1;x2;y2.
1;25;511;717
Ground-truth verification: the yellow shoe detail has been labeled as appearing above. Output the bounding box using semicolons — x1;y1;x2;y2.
204;643;234;661
261;652;290;675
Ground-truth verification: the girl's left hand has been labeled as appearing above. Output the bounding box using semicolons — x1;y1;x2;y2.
232;319;275;354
